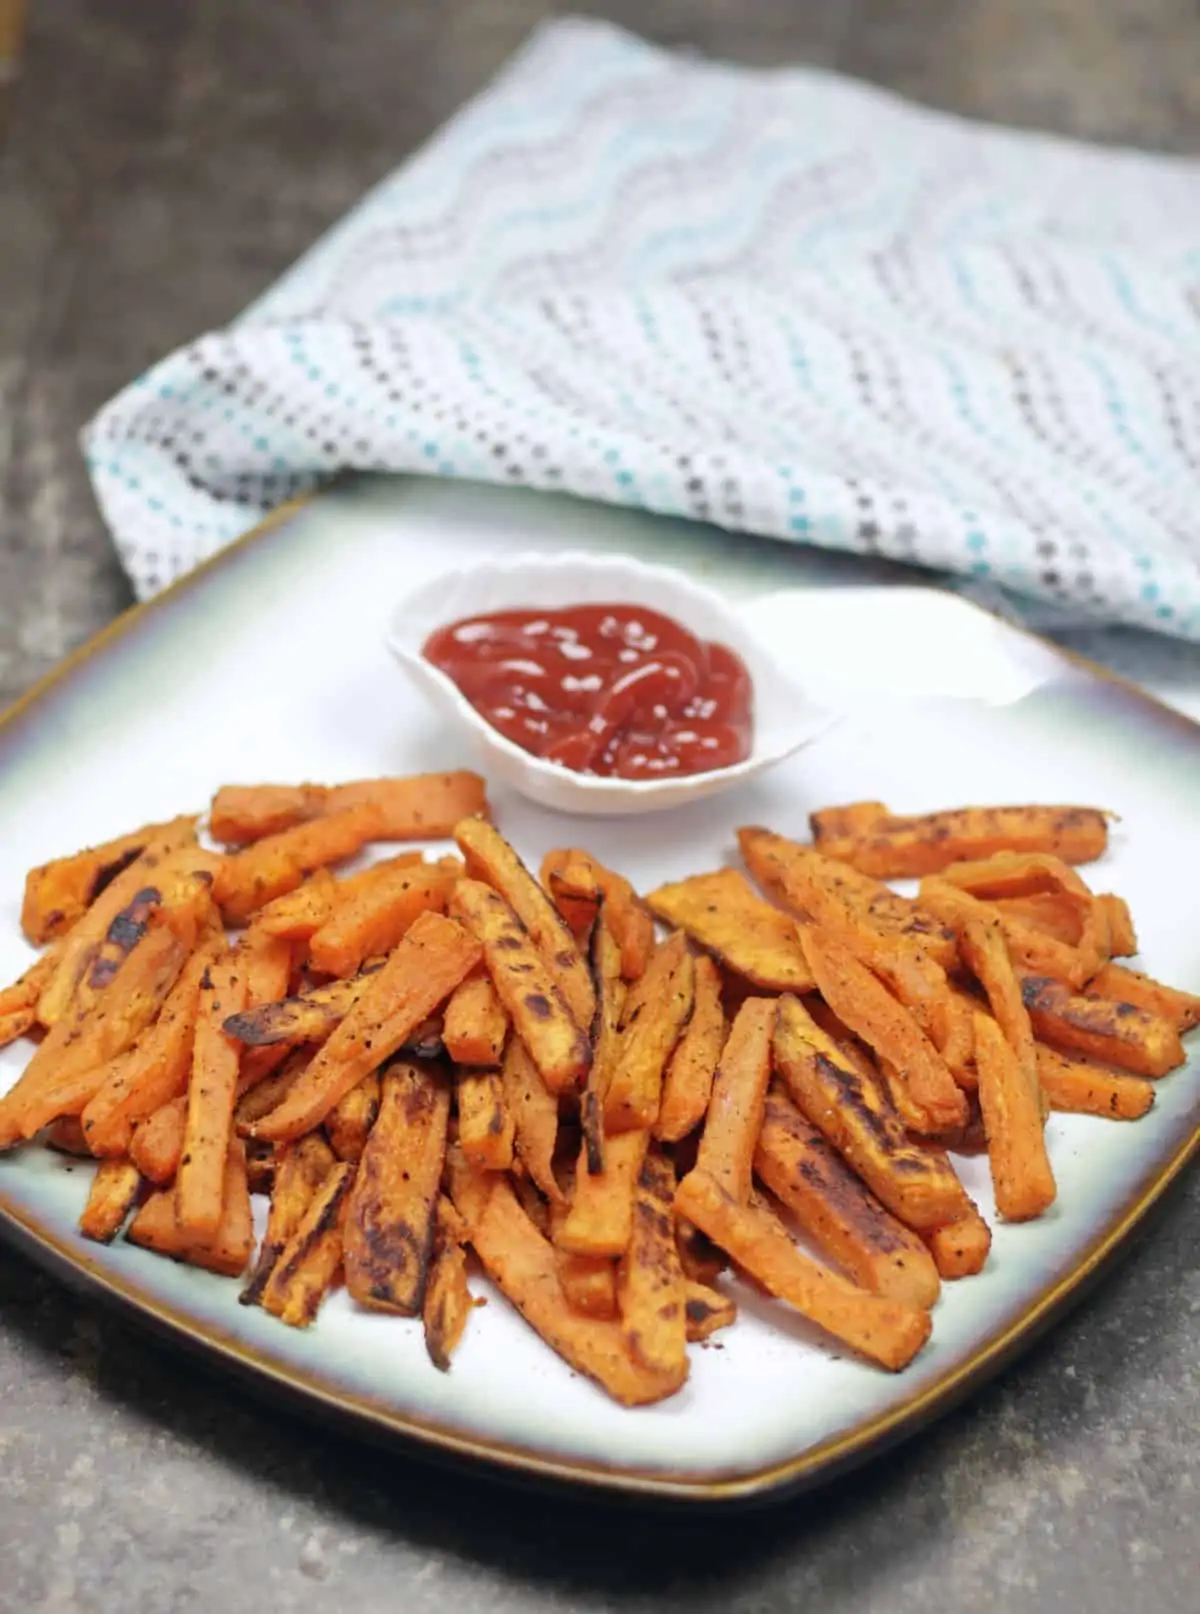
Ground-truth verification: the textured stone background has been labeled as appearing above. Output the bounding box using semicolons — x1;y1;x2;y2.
1;4;1199;1610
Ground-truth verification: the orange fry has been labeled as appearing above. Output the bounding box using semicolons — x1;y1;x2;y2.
442;972;509;1068
128;1095;187;1185
924;1201;992;1279
1021;975;1184;1077
655;953;727;1144
1087;963;1200;1034
176;951;249;1242
262;1161;356;1326
1036;1045;1155;1120
645;868;813;992
604;934;694;1133
79;1158;142;1243
307;861;455;979
974;1013;1056;1222
619;1153;687;1381
810;801;1109;877
213;803;383;924
695;997;776;1203
501;1038;560;1202
21;815;197;945
127;1141;254;1277
210;772;487;845
455;1067;514;1171
540;849;655;981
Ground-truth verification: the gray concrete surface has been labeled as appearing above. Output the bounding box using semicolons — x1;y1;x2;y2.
2;3;1199;1610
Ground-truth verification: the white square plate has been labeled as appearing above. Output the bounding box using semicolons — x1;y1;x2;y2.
1;476;1197;1502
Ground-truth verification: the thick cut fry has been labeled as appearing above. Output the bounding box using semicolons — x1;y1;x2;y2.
79;1159;142;1242
261;1161;355;1326
646;868;813;993
455;1068;514;1171
235;1047;312;1129
920;876;1084;988
676;1169;931;1371
43;1117;91;1155
442;973;509;1068
251;912;479;1142
457;1172;685;1405
22;815;198;945
250;868;339;939
798;927;967;1132
558;1130;649;1257
210;773;487;846
343;1059;451;1314
1021;975;1184;1077
557;1253;619;1319
773;995;970;1230
656;953;726;1144
37;843;220;1028
455;819;595;1029
1087;963;1200;1035
974;1013;1056;1222
175;952;249;1242
423;1196;477;1370
695;997;776;1203
755;1085;941;1309
619;1153;688;1381
222;963;386;1048
325;1071;381;1162
240;1133;338;1305
127;1143;254;1277
129;1095;187;1184
953;912;1040;1106
581;913;626;1173
994;893;1083;946
937;850;1094;905
81;937;222;1157
308;862;456;979
451;879;590;1094
540;849;655;981
924;1202;992;1279
738;827;959;973
1036;1045;1155;1120
2;924;191;1145
544;858;602;943
501;1038;560;1201
214;804;383;924
240;928;294;1011
810;801;1109;878
684;1281;737;1341
605;934;694;1132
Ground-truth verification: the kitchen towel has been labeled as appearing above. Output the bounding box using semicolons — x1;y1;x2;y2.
84;17;1200;638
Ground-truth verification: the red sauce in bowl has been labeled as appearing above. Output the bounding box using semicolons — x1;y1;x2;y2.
422;604;754;780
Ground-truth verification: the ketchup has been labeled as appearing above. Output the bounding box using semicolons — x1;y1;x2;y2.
422;604;754;780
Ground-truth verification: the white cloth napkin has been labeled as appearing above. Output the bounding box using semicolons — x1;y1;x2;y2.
84;17;1200;640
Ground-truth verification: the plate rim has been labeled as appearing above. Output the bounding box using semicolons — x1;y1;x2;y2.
2;476;1198;1504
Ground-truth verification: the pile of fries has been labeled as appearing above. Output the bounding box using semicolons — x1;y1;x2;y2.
1;780;1196;1406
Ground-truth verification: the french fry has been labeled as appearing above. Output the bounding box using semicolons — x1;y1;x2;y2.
246;869;339;939
544;858;601;945
645;868;814;992
261;1161;356;1326
240;1132;338;1305
325;1071;381;1163
0;945;63;1048
952;911;1040;1106
129;1095;187;1184
974;1013;1056;1222
695;997;776;1203
1100;894;1137;957
676;1169;932;1371
501;1038;560;1201
739;827;959;973
684;1280;737;1341
127;1141;254;1277
581;912;626;1173
619;1153;688;1381
1021;975;1184;1077
755;1085;942;1309
924;1201;992;1279
37;843;220;1027
214;803;383;924
21;815;198;945
797;927;967;1132
235;1046;312;1130
1;924;192;1145
937;850;1094;906
210;772;487;846
920;876;1086;988
1036;1045;1155;1120
451;879;590;1094
455;819;595;1029
455;1171;686;1404
442;973;509;1068
1087;963;1200;1034
343;1059;451;1314
994;893;1083;946
307;862;456;979
80;935;223;1157
176;951;249;1242
540;849;655;980
773;995;970;1231
455;1065;514;1172
221;962;386;1048
423;1196;477;1370
78;1159;142;1243
43;1117;91;1155
810;801;1110;877
557;1130;649;1257
656;953;726;1144
604;934;694;1132
250;912;479;1142
240;927;294;1011
557;1253;619;1319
